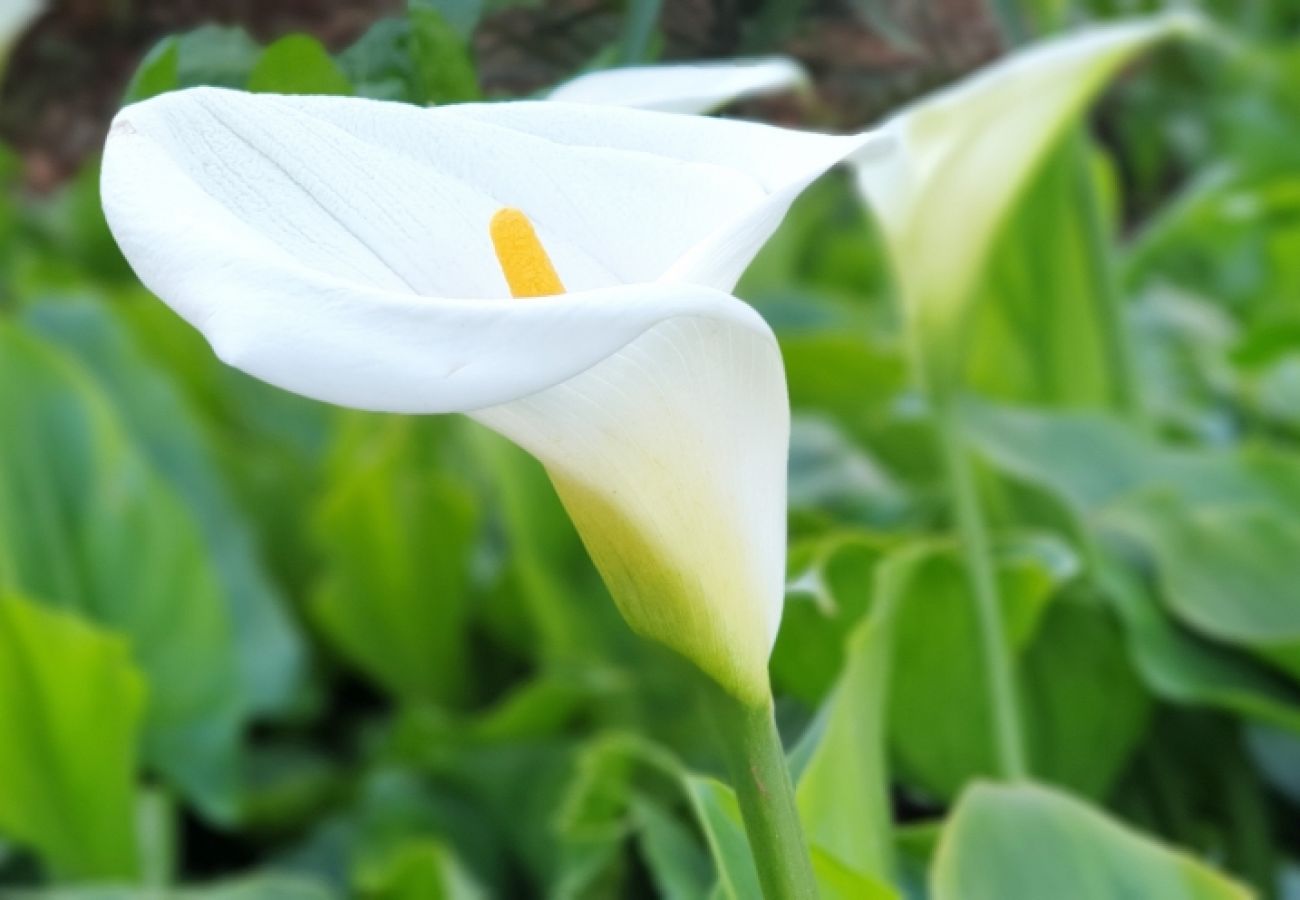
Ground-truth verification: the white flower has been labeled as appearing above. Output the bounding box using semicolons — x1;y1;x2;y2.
548;57;809;114
850;13;1205;355
101;88;887;704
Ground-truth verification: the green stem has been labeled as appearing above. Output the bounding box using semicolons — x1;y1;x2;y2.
709;688;818;900
935;400;1029;781
1069;131;1147;428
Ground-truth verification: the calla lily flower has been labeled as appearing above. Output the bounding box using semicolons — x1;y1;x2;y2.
548;56;809;114
528;19;1199;372
101;88;886;706
850;13;1204;373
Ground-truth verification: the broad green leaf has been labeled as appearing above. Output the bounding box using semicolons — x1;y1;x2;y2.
356;838;487;900
895;821;942;899
0;325;243;819
121;38;180;103
686;778;761;900
631;797;713;900
416;0;484;38
786;418;910;530
1245;725;1300;807
965;401;1300;731
617;0;663;64
886;540;1067;800
1020;596;1151;797
797;541;913;890
855;13;1202;381
962;400;1299;517
1109;496;1300;681
311;414;476;706
248;35;354;96
932;782;1251;900
0;592;143;880
26;299;305;717
408;2;480;102
553;734;705;900
1099;550;1300;733
964;136;1128;411
773;533;883;705
338;19;419;102
464;425;604;664
113;295;335;599
1126;161;1300;326
123;26;262;102
810;849;896;900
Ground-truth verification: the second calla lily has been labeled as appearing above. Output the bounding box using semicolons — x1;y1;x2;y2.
102;88;886;706
852;13;1204;378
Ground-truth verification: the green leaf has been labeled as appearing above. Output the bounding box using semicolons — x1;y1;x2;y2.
964;137;1128;411
797;541;912;890
248;35;354;96
686;778;761;900
121;38;181;104
311;415;477;706
408;2;480;102
773;533;883;706
617;0;663;64
464;425;603;664
786;418;910;530
0;324;244;820
631;797;713;900
552;734;705;900
173;26;262;88
886;540;1066;800
0;592;144;880
420;0;484;38
1109;496;1300;681
809;848;897;900
965;401;1300;731
337;19;419;102
1098;548;1300;733
25;299;306;717
932;782;1251;900
1020;597;1151;797
356;838;488;899
121;25;267;102
962;400;1300;517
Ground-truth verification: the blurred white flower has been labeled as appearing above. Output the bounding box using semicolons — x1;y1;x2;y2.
851;14;1204;363
548;56;809;114
102;88;888;704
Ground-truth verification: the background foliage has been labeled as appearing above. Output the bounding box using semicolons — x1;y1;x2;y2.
1;0;1299;897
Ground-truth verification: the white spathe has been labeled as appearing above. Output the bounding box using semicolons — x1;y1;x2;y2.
102;88;887;705
548;56;808;114
851;13;1205;349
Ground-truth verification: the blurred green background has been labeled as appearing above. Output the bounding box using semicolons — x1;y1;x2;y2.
2;0;1300;897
